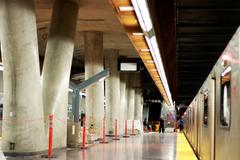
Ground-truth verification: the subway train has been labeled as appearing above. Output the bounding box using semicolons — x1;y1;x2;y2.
183;27;240;160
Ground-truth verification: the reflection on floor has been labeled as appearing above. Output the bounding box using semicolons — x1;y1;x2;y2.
6;131;197;160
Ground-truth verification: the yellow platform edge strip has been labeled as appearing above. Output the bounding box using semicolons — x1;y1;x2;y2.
176;133;198;160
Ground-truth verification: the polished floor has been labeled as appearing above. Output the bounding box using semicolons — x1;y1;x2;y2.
6;131;197;160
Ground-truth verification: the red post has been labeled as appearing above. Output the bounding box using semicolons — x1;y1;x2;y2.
82;116;86;149
113;119;120;140
174;120;177;132
115;119;117;139
125;120;128;136
48;114;53;158
102;116;106;143
123;120;129;138
132;120;134;135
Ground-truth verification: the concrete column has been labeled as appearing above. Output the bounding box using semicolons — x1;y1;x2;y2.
120;73;127;135
105;50;120;135
135;88;143;133
85;31;104;139
42;0;79;148
0;0;45;153
127;84;135;120
134;88;143;120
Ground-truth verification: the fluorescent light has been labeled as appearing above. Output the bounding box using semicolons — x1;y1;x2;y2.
131;0;153;32
149;36;173;107
68;88;73;92
221;66;231;77
132;32;144;36
140;48;150;52
119;6;134;11
131;0;174;107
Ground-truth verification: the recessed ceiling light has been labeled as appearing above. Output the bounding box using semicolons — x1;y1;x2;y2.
119;6;134;12
132;32;144;36
140;49;150;52
147;60;154;63
151;69;157;71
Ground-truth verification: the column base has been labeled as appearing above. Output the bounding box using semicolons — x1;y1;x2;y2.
80;146;88;150
4;147;66;157
99;141;109;144
122;135;130;138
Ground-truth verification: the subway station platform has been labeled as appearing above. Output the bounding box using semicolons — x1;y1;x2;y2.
5;132;197;160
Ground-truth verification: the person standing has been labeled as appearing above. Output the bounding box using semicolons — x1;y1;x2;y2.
159;117;165;133
178;117;184;132
143;118;148;132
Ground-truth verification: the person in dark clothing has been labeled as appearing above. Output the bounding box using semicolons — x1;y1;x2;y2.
159;117;165;133
143;118;148;132
178;117;184;132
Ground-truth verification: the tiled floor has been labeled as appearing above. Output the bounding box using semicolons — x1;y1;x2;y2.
5;131;197;160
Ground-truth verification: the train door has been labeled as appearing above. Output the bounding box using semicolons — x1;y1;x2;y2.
210;77;216;160
194;99;198;151
197;94;202;158
196;95;199;156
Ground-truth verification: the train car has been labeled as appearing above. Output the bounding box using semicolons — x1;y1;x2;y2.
184;27;240;160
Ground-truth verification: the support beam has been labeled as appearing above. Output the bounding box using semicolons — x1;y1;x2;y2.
74;69;109;91
70;69;109;123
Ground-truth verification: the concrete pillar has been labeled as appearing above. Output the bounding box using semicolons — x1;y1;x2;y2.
135;88;143;133
127;84;135;120
120;73;127;135
105;50;120;135
0;0;45;153
85;31;104;139
42;0;79;148
134;88;143;120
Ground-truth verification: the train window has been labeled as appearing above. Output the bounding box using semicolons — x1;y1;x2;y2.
203;90;208;127
220;66;231;128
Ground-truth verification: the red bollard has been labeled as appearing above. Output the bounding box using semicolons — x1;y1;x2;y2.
174;120;177;132
123;120;129;138
100;116;108;143
131;120;136;136
48;114;53;158
103;116;106;142
113;119;120;140
81;116;87;149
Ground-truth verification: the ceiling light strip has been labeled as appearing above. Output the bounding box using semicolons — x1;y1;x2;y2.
131;0;173;107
